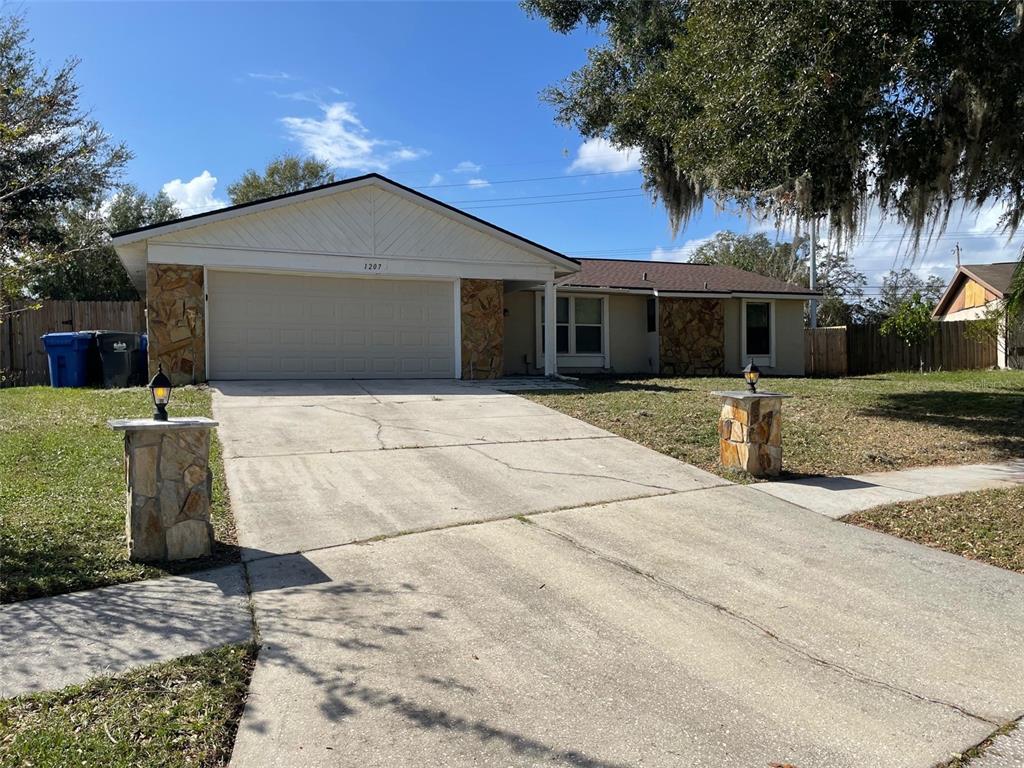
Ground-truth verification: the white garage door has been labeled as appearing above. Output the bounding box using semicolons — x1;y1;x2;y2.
207;271;455;379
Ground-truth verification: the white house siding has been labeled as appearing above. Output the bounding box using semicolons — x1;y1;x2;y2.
147;183;559;284
939;304;993;322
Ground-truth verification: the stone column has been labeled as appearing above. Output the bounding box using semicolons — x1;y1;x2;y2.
108;417;219;561
711;391;789;477
460;278;504;379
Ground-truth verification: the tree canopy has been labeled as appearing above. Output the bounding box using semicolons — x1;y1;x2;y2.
29;186;179;300
879;291;937;371
1;13;129;307
523;0;1024;244
227;155;336;205
689;232;806;285
864;267;946;322
686;231;870;325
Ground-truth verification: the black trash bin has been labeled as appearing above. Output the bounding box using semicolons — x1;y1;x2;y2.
94;331;142;388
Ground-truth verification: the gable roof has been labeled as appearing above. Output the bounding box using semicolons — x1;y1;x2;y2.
557;258;818;297
932;261;1018;316
111;172;578;273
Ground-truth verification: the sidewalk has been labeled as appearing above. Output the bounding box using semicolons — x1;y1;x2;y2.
0;564;252;698
750;460;1024;518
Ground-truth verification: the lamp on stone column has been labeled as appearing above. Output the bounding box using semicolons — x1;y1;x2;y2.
742;360;761;393
148;364;173;422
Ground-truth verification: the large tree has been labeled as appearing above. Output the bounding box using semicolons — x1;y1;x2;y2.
690;232;806;285
523;0;1024;243
864;268;947;321
0;14;130;312
688;231;868;325
814;250;868;326
28;186;179;300
227;155;336;205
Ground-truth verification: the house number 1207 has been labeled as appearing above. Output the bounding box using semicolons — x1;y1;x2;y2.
364;262;385;272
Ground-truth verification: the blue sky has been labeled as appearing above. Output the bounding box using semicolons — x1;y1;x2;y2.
23;1;1023;292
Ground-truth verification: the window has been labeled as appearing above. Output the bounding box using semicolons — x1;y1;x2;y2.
574;297;603;353
540;295;605;356
646;298;657;333
744;301;772;357
541;297;570;354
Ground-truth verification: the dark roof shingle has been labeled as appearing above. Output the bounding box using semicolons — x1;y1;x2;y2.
961;262;1018;295
558;258;816;296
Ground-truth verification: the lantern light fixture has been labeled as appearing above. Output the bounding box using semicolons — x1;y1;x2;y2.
148;364;173;422
742;360;761;393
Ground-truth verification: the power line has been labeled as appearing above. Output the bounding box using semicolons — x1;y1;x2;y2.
445;185;640;205
462;193;643;210
421;168;641;190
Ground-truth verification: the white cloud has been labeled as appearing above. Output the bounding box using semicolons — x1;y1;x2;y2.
466;178;490;189
161;171;227;215
248;71;294;81
428;173;445;186
453;160;482;174
650;231;723;262
568;137;642;174
281;101;426;171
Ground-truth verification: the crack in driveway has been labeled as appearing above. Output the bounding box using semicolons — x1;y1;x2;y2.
464;443;698;496
521;517;1000;728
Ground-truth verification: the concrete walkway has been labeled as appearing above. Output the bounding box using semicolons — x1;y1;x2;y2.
0;565;252;698
751;460;1024;518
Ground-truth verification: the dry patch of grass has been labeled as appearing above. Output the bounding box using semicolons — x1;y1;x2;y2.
0;386;238;603
523;371;1024;478
848;485;1024;575
0;644;256;768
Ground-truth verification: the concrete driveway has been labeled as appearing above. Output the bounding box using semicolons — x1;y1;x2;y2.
212;380;1024;768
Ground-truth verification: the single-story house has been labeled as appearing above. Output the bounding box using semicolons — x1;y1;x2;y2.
932;261;1022;369
112;173;815;384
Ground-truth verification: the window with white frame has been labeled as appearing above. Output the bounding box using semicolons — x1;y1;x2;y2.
743;301;772;358
541;295;605;355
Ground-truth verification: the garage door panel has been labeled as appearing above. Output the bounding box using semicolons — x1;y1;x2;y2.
208;271;454;380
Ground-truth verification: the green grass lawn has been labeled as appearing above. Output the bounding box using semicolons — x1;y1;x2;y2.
0;644;255;768
0;386;238;603
524;370;1024;479
848;485;1024;575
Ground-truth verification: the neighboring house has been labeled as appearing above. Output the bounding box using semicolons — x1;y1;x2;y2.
112;173;815;384
932;261;1022;369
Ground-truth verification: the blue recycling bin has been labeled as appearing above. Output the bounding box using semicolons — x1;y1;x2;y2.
41;332;95;387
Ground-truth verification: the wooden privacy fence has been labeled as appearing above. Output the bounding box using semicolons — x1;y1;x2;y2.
804;326;848;377
804;320;998;376
1;300;146;387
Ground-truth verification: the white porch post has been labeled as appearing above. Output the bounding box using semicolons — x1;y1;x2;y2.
544;280;557;377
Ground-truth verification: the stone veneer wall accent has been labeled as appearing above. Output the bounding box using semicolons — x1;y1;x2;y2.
147;264;205;385
718;395;783;477
124;427;213;561
659;298;725;375
461;279;504;379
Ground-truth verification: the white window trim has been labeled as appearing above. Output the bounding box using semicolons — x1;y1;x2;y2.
741;298;776;368
535;292;609;368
